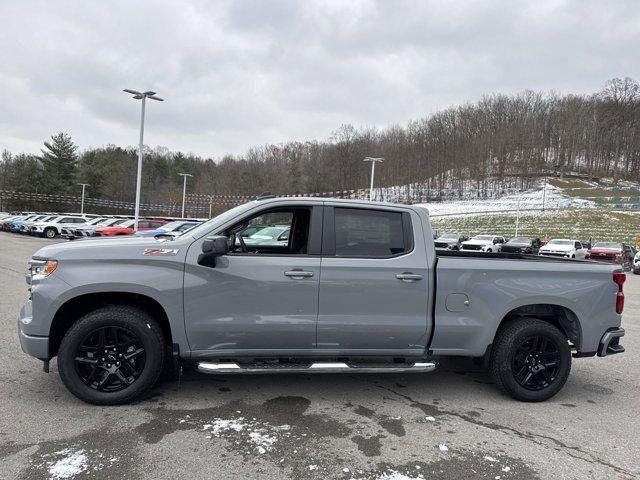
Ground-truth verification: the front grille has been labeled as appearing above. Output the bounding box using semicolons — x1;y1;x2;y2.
462;244;482;251
434;242;449;248
540;252;567;257
501;246;525;253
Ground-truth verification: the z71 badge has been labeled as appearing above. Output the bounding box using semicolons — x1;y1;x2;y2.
142;248;179;256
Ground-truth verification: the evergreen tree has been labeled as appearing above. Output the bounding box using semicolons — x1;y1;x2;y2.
40;132;78;194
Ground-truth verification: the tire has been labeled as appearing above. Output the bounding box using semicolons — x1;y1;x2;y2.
58;305;165;405
634;268;640;275
490;318;571;402
44;228;57;239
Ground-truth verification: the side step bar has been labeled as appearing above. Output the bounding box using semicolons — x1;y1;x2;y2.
197;361;437;375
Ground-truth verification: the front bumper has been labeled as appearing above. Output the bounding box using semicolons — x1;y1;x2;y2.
597;328;625;357
18;300;49;360
19;329;49;360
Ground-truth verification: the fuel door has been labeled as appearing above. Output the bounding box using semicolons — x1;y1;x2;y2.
445;293;470;313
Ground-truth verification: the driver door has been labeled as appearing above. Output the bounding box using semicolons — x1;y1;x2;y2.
183;204;323;357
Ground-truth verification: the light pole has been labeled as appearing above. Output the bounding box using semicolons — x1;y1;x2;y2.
123;89;164;231
178;173;193;219
78;183;90;214
363;157;384;201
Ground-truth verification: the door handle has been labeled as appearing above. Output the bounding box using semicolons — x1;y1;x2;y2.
284;270;314;278
396;272;423;282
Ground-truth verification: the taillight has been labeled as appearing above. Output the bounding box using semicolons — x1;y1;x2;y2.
613;272;625;314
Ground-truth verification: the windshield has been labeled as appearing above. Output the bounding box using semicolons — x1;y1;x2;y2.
548;239;572;245
86;217;107;225
593;242;622;249
101;218;125;226
183;203;255;239
507;237;530;244
248;226;288;239
119;220;135;228
472;235;494;241
437;234;460;240
158;221;190;231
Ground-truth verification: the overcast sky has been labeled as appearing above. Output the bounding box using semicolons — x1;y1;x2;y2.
1;0;638;158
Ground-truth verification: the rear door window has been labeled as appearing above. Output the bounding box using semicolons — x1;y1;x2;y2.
333;208;408;258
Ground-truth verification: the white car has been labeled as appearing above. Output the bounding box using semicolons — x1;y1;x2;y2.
460;235;505;253
30;215;91;239
633;251;640;275
539;239;587;259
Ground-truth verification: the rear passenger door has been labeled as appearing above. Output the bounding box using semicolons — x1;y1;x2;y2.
316;205;431;355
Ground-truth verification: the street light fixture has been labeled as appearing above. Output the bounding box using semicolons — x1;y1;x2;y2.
123;89;164;231
77;183;90;214
178;173;193;219
363;157;384;201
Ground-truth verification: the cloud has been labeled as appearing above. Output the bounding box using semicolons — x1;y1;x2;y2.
0;0;638;158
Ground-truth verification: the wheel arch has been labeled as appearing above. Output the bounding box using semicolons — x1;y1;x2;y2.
496;303;582;350
49;292;173;357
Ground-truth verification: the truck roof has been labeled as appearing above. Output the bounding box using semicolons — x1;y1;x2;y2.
255;196;425;212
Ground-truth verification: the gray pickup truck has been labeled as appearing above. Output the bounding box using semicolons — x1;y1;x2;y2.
18;197;626;405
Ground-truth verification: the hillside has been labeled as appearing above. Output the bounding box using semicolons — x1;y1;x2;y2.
425;178;640;245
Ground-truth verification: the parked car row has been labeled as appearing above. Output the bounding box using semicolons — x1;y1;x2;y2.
0;213;202;239
435;232;638;272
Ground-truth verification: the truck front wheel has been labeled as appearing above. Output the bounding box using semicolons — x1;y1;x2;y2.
58;306;165;405
44;228;57;239
490;318;571;402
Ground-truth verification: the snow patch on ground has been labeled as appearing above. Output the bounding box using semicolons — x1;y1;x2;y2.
202;416;291;454
417;185;596;218
47;449;88;479
373;471;424;480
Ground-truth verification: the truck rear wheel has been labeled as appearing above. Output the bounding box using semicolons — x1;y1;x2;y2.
58;306;165;405
490;318;571;402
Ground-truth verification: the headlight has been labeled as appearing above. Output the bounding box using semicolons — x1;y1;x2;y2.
30;259;58;278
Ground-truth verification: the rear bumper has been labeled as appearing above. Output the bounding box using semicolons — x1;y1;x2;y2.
597;328;625;357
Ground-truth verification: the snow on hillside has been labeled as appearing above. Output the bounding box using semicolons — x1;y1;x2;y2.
417;185;597;217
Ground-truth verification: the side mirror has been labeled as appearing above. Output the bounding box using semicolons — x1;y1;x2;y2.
198;235;229;267
202;235;229;255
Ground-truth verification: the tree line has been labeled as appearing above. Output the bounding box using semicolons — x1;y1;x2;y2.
1;77;639;214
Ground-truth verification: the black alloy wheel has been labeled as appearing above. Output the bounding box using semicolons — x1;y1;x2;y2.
58;305;165;404
74;326;146;392
490;317;571;402
511;335;561;391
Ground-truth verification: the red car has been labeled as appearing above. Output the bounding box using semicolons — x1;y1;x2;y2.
586;242;634;268
96;219;168;236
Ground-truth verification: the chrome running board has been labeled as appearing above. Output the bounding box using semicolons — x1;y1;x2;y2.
197;361;437;375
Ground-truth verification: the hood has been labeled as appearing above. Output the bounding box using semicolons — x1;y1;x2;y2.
435;238;459;244
589;247;621;253
540;243;573;252
463;239;493;246
33;235;189;261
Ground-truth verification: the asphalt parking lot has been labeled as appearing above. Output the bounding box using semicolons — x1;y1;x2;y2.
1;231;638;480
